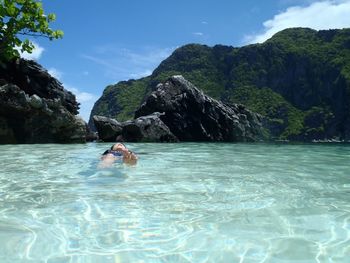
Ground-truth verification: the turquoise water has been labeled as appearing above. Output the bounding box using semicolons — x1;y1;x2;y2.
0;143;349;263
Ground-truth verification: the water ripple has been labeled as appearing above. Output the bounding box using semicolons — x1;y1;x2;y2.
0;143;349;262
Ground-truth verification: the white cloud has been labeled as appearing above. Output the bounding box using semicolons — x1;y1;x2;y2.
123;47;174;67
193;32;204;36
65;84;97;122
70;88;95;103
19;42;45;60
82;46;175;81
245;0;350;44
278;0;316;5
81;54;116;69
45;73;98;122
48;68;63;80
201;21;208;25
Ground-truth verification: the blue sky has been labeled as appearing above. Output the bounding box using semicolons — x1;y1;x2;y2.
22;0;350;121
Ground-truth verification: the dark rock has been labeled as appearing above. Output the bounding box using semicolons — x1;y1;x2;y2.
28;94;44;109
135;75;265;142
85;122;98;142
0;116;16;143
92;115;123;142
0;59;87;143
1;59;79;114
92;113;178;142
121;113;178;142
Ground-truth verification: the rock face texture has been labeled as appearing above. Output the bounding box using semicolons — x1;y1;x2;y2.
0;59;86;143
92;115;123;142
93;76;265;142
93;113;178;142
91;28;350;141
135;76;265;142
122;113;178;142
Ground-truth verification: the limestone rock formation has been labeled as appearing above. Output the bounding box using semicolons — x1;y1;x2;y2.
122;113;178;142
135;76;265;142
93;113;178;142
93;76;265;142
92;115;123;142
90;28;350;141
0;59;87;143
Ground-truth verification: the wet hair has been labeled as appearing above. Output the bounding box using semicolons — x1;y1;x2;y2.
101;143;127;155
110;143;126;150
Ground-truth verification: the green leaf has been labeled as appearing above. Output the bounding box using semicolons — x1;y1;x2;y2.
0;0;63;61
47;13;55;22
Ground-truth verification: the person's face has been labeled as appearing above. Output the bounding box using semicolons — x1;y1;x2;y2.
112;143;126;151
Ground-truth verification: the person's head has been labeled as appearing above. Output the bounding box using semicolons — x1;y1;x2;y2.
111;143;127;151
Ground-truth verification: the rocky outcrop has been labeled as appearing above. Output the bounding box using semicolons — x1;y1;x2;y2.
135;76;265;142
93;76;265;142
0;59;87;143
92;115;123;142
93;113;178;142
90;28;350;141
122;113;178;142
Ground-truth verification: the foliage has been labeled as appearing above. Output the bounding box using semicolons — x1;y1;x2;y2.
115;78;150;121
0;0;63;60
229;86;305;138
229;86;287;116
91;77;150;122
92;28;350;140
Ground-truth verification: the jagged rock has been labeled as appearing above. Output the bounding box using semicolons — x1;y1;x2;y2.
135;75;265;142
90;28;350;141
0;59;87;143
92;113;178;142
66;116;87;142
28;94;43;109
92;115;123;142
121;113;178;142
1;59;79;114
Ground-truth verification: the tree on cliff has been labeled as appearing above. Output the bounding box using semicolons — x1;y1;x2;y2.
0;0;63;60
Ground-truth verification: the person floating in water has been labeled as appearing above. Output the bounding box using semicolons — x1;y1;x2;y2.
99;143;138;168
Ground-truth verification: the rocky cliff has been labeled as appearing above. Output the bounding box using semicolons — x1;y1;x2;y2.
93;76;265;142
135;76;265;141
0;59;87;143
90;28;350;141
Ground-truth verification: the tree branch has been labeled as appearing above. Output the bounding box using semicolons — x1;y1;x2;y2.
18;31;51;38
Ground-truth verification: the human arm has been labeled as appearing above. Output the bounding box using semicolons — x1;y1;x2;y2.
122;149;138;165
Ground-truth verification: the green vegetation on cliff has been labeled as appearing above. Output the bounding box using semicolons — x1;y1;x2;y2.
92;77;150;122
90;27;350;140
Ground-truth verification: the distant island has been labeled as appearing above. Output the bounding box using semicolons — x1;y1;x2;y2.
90;27;350;142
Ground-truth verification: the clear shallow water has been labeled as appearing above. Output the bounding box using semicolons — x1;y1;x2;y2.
0;143;349;263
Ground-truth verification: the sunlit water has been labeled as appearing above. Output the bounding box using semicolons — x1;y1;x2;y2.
0;143;349;263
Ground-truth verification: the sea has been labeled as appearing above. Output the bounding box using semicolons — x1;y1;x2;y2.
0;142;349;263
